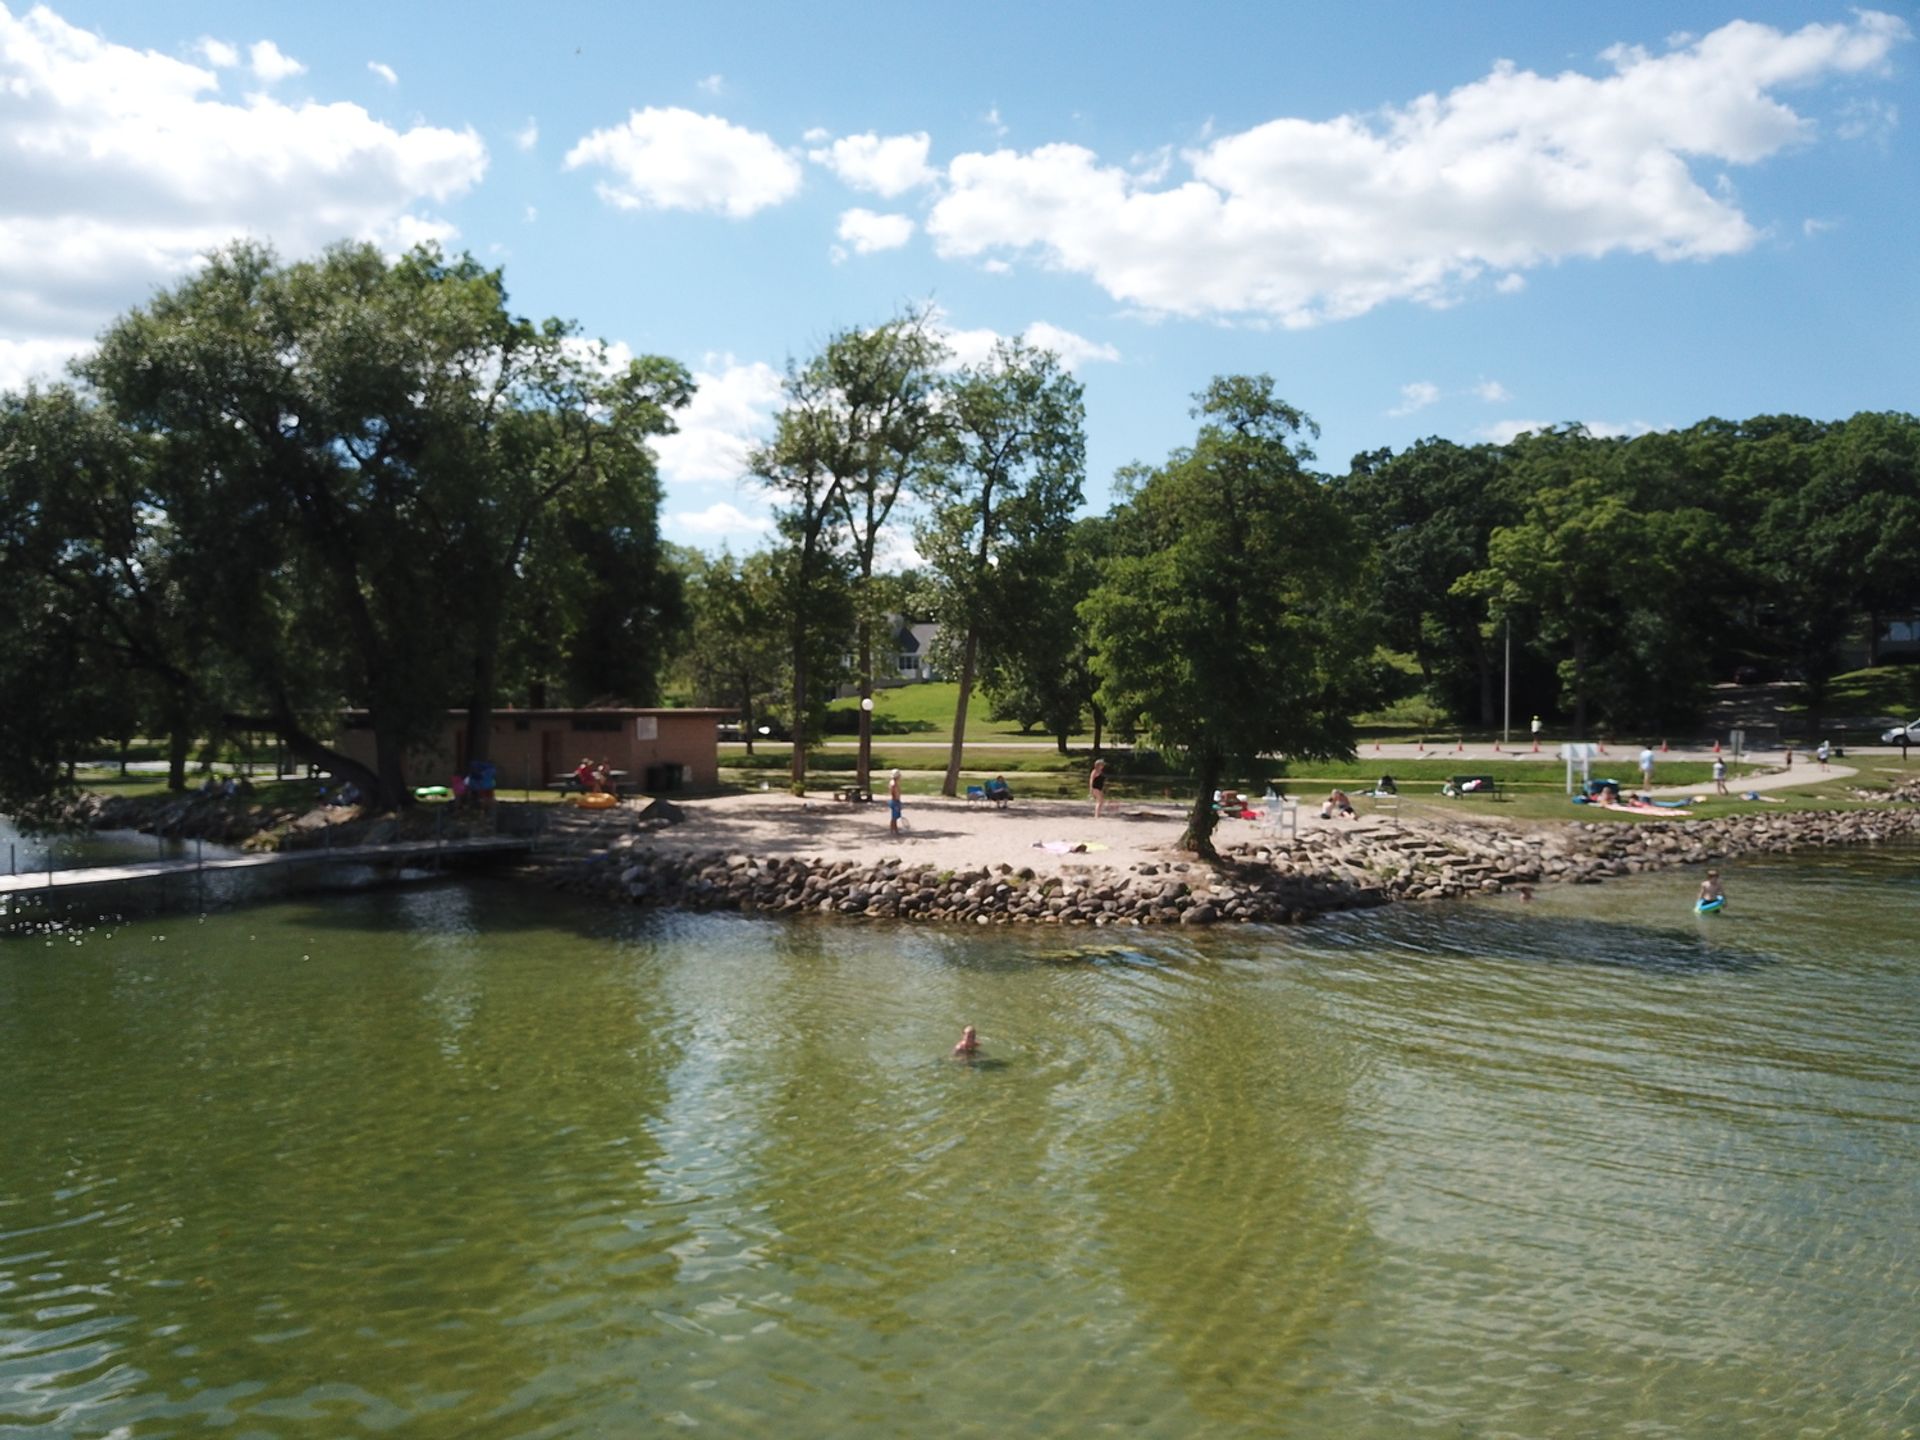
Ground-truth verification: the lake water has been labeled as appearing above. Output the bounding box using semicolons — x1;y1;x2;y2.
2;844;1916;1437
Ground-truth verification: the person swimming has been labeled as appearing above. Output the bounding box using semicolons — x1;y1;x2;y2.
952;1025;979;1057
1699;869;1725;905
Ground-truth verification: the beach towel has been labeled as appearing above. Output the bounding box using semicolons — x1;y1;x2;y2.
1032;840;1111;854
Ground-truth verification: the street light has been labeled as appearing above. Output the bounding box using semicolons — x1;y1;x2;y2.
859;696;874;798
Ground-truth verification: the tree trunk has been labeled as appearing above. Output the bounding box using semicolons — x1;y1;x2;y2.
264;699;382;801
371;724;412;810
1570;630;1590;739
1090;700;1105;756
740;672;755;757
1180;749;1222;859
463;649;496;770
941;627;979;797
1866;611;1881;667
855;609;873;796
1475;631;1497;728
788;647;809;793
166;722;190;793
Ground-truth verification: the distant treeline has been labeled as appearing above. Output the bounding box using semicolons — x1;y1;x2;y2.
3;239;1914;841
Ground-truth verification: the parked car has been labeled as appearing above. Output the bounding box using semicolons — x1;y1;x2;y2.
1881;718;1920;744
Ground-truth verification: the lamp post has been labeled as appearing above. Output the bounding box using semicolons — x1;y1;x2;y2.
1502;617;1511;749
858;696;874;798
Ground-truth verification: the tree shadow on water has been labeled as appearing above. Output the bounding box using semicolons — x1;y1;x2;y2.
1304;902;1781;977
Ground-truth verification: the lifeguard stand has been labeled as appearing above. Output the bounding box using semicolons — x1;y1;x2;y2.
1560;742;1598;795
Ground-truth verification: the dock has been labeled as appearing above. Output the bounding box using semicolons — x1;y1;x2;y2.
0;835;534;898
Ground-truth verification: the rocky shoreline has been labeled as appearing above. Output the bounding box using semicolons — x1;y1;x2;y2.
538;787;1920;927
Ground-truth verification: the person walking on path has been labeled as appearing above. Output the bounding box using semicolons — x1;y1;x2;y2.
1089;757;1109;817
1816;739;1831;771
888;768;904;838
1713;756;1728;795
1638;746;1656;790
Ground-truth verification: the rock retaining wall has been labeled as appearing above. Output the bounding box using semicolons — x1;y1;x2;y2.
539;796;1920;928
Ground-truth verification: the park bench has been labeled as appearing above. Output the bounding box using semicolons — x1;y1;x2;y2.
1445;774;1504;800
834;785;871;804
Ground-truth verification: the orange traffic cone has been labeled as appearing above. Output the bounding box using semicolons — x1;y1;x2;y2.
1661;739;1669;753
1597;740;1608;754
1456;737;1464;753
1712;738;1721;754
1374;739;1381;752
1418;737;1427;753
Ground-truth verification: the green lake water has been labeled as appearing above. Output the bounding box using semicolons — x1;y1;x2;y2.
2;845;1917;1437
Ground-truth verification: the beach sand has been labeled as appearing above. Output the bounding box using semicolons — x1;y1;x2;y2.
621;790;1380;875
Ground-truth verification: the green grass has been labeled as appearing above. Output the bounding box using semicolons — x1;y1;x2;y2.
826;682;1095;744
1794;664;1920;727
68;771;320;806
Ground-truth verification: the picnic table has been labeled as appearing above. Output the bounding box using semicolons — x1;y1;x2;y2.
551;770;633;796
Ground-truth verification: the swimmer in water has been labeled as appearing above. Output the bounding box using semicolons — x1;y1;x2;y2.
1699;869;1725;906
953;1025;979;1057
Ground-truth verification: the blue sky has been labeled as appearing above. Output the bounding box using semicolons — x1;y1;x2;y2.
3;2;1915;554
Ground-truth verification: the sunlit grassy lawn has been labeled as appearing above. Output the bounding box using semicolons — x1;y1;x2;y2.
1791;664;1920;729
825;682;1093;744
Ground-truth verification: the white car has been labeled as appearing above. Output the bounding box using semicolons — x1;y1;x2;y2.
1881;718;1920;744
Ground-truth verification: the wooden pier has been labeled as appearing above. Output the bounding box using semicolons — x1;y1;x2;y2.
0;835;533;899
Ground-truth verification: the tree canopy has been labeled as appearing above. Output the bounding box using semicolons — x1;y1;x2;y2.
1084;377;1377;856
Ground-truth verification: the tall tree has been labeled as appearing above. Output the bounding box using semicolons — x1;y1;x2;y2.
981;514;1113;753
80;241;688;806
919;338;1085;795
675;549;785;752
751;375;853;790
823;310;951;796
1082;377;1374;858
754;311;947;792
0;386;227;801
1334;439;1513;726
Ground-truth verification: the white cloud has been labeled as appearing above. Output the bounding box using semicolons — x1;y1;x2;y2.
1390;381;1441;415
514;117;539;151
983;105;1008;137
672;500;776;540
0;335;90;392
367;60;397;86
1834;97;1899;144
0;6;487;344
1802;216;1837;237
248;38;304;83
1473;379;1512;403
566;107;802;217
927;12;1910;326
1022;321;1120;371
651;356;785;485
807;131;936;196
835;207;915;256
933;312;1119;373
696;73;724;95
195;37;237;68
1479;417;1661;445
1495;273;1527;294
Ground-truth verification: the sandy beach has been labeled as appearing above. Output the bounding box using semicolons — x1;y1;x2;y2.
629;788;1392;875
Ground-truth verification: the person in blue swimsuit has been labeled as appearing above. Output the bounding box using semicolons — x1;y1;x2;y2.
1698;869;1725;908
888;768;904;837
